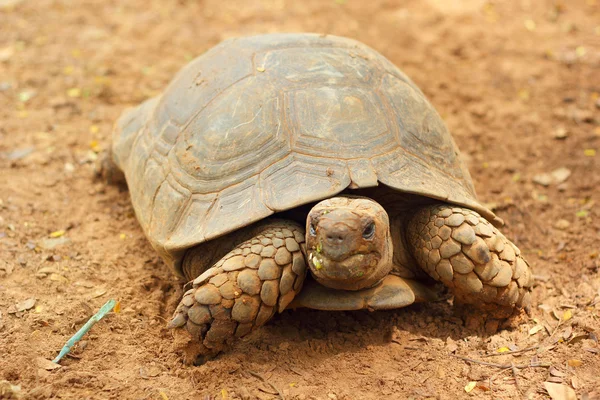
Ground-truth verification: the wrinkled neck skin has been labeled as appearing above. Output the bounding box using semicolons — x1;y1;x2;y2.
305;196;393;291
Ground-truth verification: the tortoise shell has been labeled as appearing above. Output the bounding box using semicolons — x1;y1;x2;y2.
111;33;499;270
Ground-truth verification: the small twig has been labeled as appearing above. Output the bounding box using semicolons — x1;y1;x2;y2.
511;363;522;394
488;366;512;392
549;318;564;340
392;339;424;352
482;345;540;357
421;372;434;384
450;354;508;368
53;299;117;363
402;360;424;374
248;370;284;400
450;354;551;369
535;344;557;355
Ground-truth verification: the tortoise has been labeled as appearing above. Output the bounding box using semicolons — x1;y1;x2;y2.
106;33;533;357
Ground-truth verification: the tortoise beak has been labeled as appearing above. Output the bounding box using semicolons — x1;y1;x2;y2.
316;213;363;261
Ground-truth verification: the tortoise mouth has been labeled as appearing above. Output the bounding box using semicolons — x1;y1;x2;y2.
307;250;384;291
305;196;393;291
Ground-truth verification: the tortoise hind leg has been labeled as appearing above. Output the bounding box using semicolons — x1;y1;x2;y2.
95;148;126;185
406;204;534;333
168;221;307;361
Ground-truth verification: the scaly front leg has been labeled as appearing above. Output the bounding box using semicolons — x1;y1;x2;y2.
168;221;307;357
406;204;534;332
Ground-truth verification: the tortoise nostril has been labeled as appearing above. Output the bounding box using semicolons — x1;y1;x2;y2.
326;232;347;244
327;234;344;242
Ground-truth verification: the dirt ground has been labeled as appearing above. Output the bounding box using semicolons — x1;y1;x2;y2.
1;0;599;399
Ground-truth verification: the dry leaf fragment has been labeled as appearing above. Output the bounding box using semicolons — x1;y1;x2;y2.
139;365;161;378
549;367;566;377
90;140;101;153
16;298;36;312
544;382;577;400
67;88;81;98
567;359;582;367
464;381;476;393
529;325;544;335
90;288;106;298
38;236;71;250
562;326;573;340
49;273;68;283
49;230;65;238
539;303;553;312
18;90;35;103
568;333;589;345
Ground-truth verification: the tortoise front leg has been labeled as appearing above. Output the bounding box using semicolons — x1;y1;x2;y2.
406;204;534;332
168;221;307;359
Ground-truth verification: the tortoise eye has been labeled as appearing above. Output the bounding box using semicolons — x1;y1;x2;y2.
309;223;317;236
362;222;375;240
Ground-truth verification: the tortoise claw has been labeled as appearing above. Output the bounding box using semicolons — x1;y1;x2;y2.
167;313;187;329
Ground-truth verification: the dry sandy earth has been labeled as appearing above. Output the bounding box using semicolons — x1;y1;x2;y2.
1;0;599;399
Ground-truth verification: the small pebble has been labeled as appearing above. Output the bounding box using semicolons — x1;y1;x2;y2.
554;219;570;230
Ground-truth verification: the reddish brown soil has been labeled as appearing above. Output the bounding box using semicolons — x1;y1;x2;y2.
1;0;599;399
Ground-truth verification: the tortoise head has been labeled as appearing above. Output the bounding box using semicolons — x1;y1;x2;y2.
305;196;393;291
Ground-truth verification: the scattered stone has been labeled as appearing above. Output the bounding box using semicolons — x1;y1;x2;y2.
533;167;571;186
554;219;570;230
532;173;552;187
0;380;20;399
36;357;61;371
553;127;568;139
551;167;571;184
0;46;14;62
446;337;458;353
0;147;35;161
